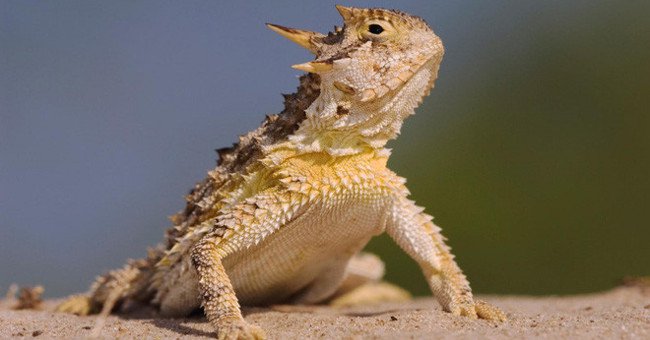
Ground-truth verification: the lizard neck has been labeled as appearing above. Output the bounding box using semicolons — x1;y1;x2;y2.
288;59;437;157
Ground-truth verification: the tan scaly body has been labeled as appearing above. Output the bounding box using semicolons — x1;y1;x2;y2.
57;6;506;339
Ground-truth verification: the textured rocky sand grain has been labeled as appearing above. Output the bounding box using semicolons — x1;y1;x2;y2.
1;287;648;339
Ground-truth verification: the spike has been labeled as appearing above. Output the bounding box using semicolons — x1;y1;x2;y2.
359;89;377;102
292;61;333;73
240;214;254;226
241;204;255;214
266;23;323;54
398;70;414;82
308;189;318;201
288;182;301;192
333;57;352;69
335;5;356;23
334;81;355;94
376;84;390;98
386;77;404;90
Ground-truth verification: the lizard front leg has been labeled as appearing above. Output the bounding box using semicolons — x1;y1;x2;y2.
191;187;311;339
386;193;506;321
191;239;264;340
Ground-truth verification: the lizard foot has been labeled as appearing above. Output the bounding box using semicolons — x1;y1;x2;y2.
449;299;506;322
55;295;94;315
217;317;266;340
474;299;507;321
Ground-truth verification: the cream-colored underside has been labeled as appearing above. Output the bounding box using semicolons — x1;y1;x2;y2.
226;187;389;305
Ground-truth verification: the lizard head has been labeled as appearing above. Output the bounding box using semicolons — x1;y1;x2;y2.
267;5;444;153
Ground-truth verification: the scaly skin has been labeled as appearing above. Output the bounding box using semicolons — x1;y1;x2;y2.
57;6;506;339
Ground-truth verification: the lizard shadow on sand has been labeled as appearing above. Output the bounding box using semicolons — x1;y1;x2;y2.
120;312;215;337
341;308;426;318
108;304;216;338
245;304;427;318
147;317;215;338
115;305;426;338
142;309;276;338
243;303;424;317
116;308;421;337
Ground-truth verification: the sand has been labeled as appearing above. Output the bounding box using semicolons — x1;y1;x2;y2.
1;286;648;339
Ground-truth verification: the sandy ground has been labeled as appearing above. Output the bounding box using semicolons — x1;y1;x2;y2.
1;286;648;339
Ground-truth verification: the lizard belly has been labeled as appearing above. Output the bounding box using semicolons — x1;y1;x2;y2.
224;193;387;306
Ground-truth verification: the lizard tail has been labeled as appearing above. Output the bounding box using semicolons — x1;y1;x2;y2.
56;248;162;318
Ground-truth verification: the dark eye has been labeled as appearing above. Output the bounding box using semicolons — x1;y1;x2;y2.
368;24;384;35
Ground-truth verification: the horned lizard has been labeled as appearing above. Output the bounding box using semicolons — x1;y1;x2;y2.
57;5;505;339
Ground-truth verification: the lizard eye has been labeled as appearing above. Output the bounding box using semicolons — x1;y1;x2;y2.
359;20;394;42
368;24;384;35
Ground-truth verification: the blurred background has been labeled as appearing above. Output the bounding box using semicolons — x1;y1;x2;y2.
1;1;649;298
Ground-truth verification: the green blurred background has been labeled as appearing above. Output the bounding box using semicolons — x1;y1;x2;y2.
2;1;649;297
369;2;650;295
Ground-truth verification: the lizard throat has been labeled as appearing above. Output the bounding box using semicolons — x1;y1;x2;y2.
288;58;439;157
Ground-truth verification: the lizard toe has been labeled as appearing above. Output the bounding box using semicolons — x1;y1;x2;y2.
475;299;507;322
217;318;266;340
457;303;479;319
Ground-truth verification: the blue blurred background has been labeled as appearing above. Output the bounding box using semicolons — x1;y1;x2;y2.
1;1;649;298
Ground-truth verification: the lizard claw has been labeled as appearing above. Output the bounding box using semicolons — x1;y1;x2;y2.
217;318;266;340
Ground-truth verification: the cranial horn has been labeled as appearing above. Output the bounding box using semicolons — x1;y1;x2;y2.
335;5;357;23
266;23;323;54
291;61;333;74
